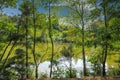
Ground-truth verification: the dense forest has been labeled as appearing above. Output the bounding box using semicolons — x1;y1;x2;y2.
0;0;120;80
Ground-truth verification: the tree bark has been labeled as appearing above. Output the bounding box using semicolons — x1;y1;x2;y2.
102;3;108;76
49;36;54;78
25;16;29;78
81;2;87;76
32;0;38;78
48;0;54;78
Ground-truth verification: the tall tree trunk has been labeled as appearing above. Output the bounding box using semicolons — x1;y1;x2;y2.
25;16;29;78
35;65;38;78
69;56;72;78
48;0;54;78
81;2;87;76
32;0;38;78
1;40;17;70
0;25;19;72
102;4;108;76
102;45;108;76
49;35;54;78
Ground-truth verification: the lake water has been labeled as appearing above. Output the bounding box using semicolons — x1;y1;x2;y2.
38;58;93;78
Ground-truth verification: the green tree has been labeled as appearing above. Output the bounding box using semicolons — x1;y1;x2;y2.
19;0;33;78
64;0;91;76
0;18;20;73
89;0;120;76
48;0;54;77
32;0;38;78
40;0;60;77
0;20;16;62
0;0;16;12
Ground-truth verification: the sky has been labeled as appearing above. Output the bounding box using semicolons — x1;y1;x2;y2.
2;6;69;16
2;7;46;16
1;0;70;16
2;8;21;16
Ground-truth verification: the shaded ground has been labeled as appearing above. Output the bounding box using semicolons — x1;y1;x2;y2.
24;76;120;80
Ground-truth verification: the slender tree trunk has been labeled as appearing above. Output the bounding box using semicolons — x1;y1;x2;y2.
48;0;54;78
49;36;54;78
102;4;108;76
102;45;108;76
69;56;72;78
81;2;87;76
32;0;38;78
0;25;19;72
1;40;17;70
0;40;12;62
35;65;38;78
25;16;29;78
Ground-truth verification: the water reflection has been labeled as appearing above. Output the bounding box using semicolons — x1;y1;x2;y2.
38;58;92;78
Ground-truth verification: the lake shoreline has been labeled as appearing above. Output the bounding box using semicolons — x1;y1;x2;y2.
23;76;120;80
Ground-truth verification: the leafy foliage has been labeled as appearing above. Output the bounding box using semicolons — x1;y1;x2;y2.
0;0;120;79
